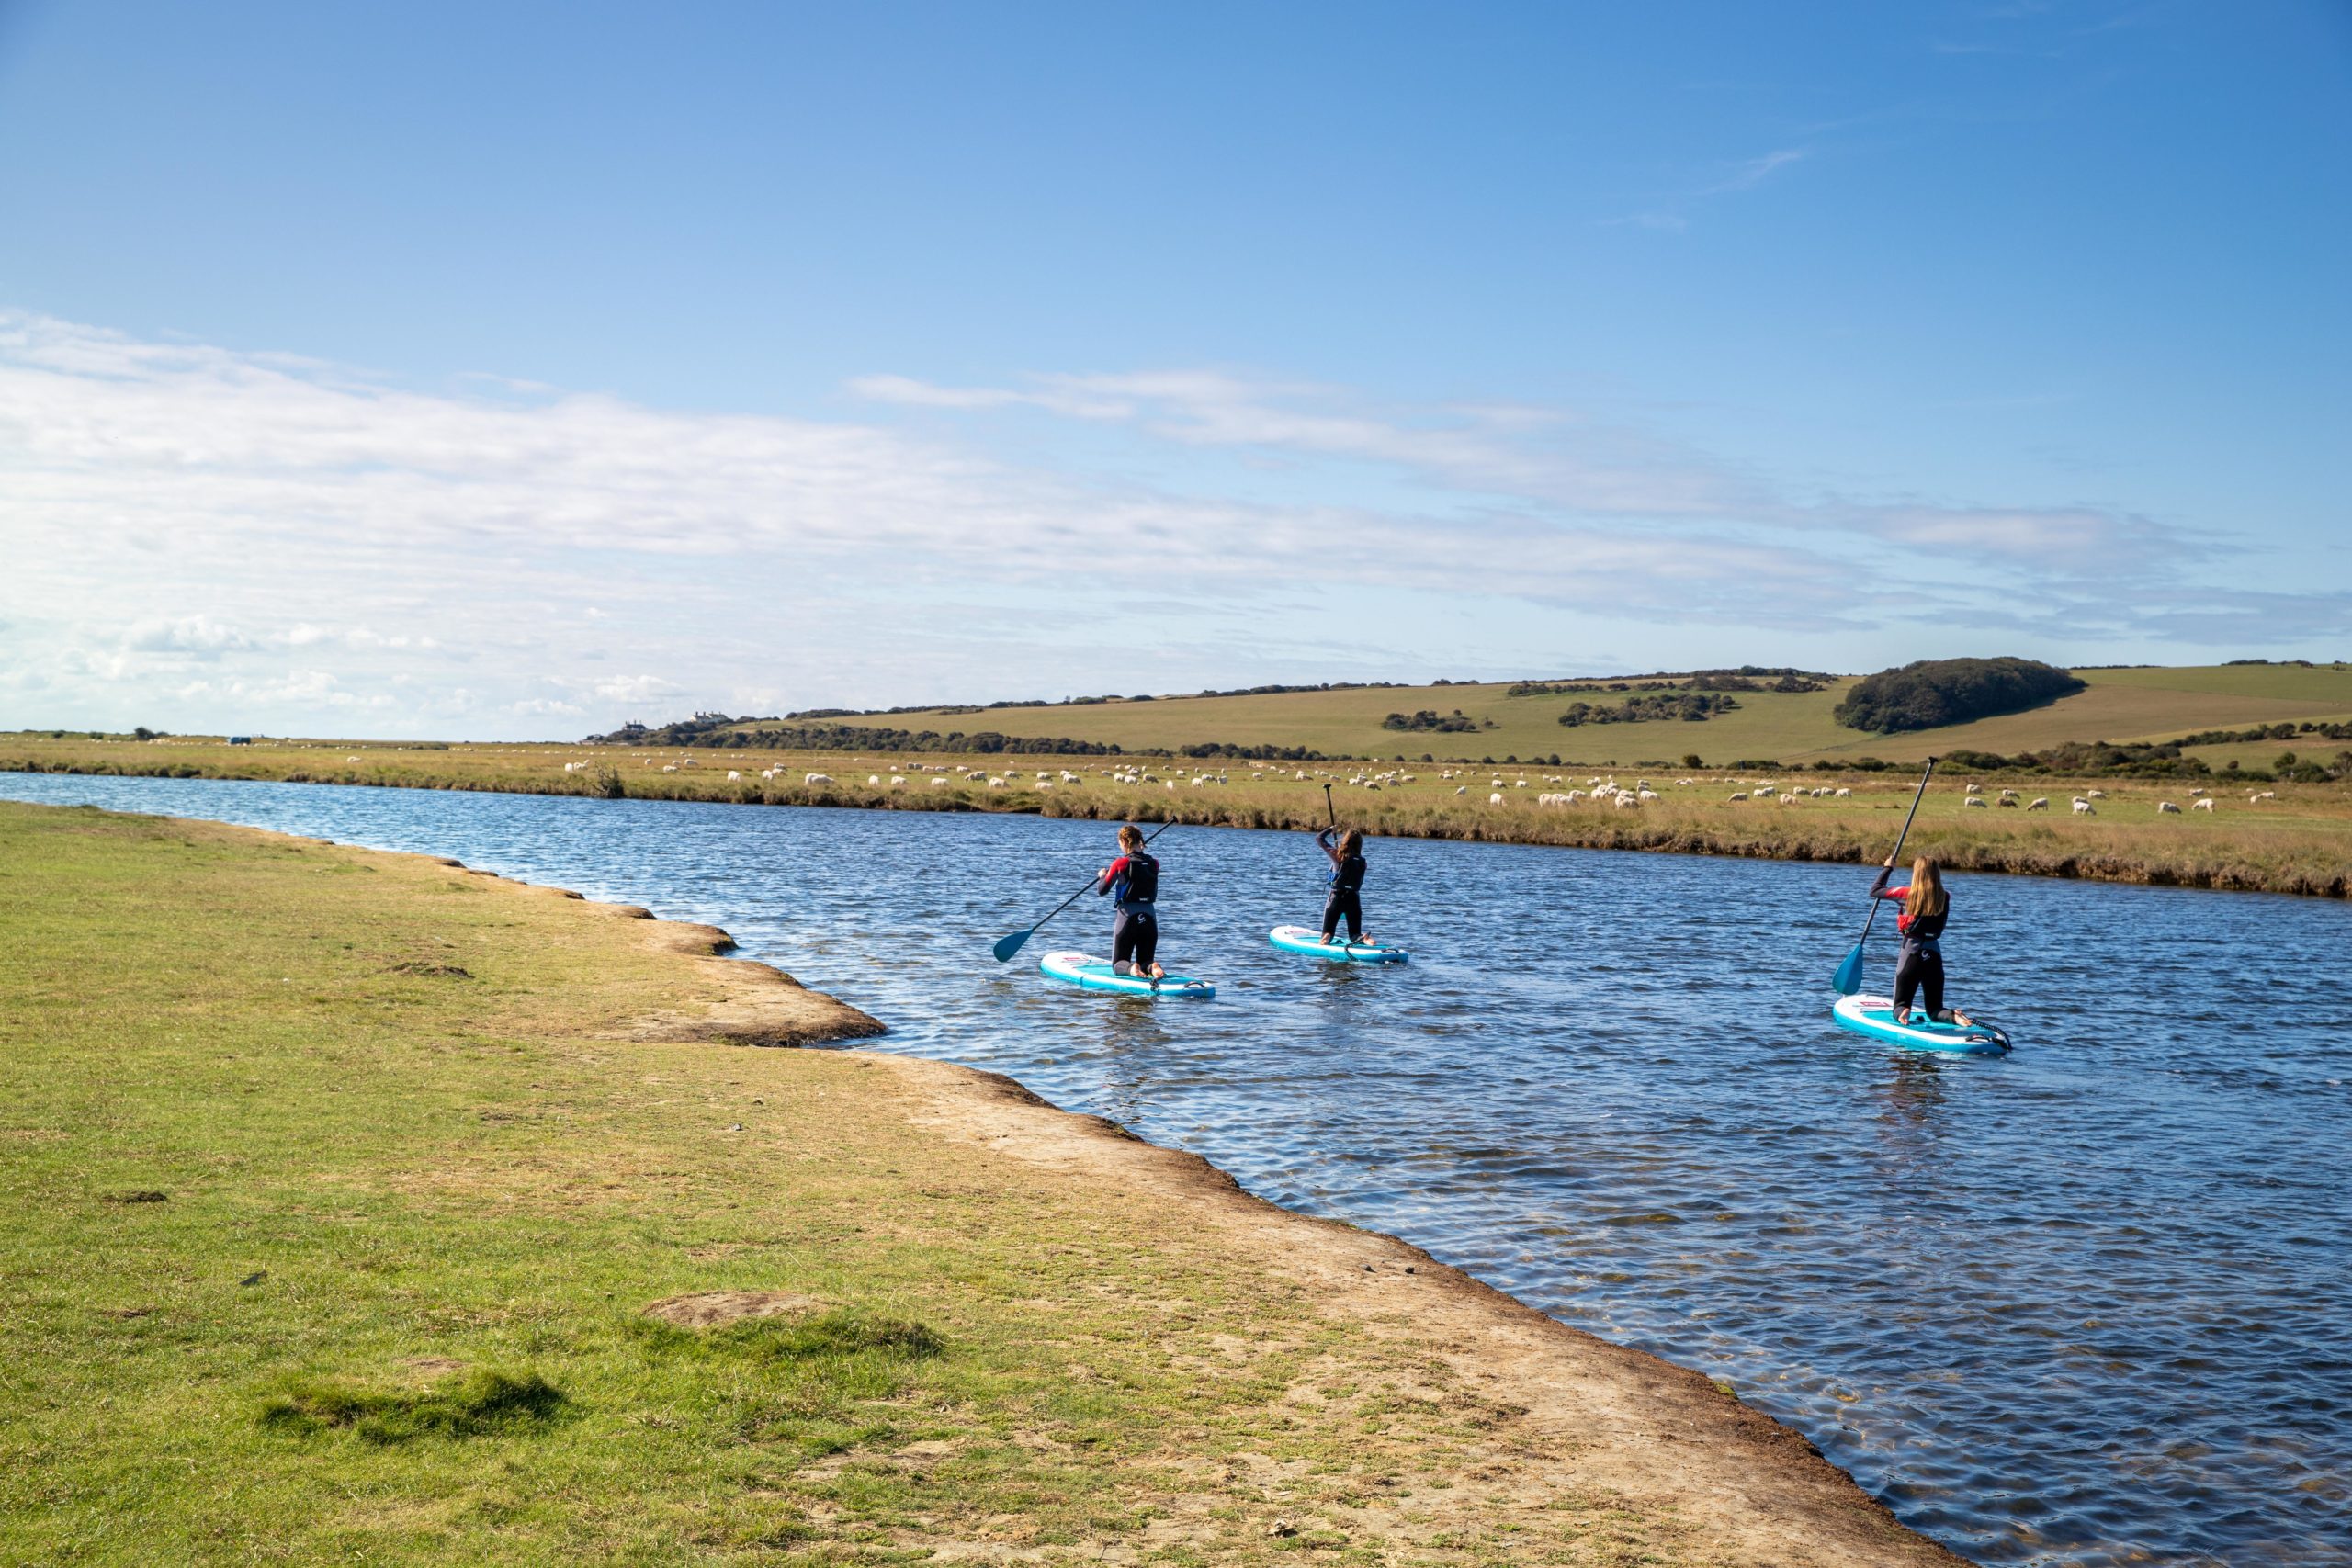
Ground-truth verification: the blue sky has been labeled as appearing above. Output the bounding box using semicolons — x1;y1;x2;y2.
2;0;2346;737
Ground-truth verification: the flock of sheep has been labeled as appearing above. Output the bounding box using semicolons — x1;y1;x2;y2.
564;749;2291;822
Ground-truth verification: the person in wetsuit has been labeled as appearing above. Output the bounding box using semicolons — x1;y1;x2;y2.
1317;825;1370;946
1871;854;1972;1026
1095;824;1163;980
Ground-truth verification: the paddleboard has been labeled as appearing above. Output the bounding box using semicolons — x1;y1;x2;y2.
1037;950;1216;998
1268;924;1409;964
1832;993;2010;1055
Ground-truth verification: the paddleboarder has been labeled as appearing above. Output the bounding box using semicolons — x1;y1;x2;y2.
1095;824;1164;980
1871;855;1973;1027
1316;825;1371;947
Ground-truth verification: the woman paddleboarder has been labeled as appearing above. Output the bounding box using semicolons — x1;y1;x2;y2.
1316;825;1371;947
1871;855;1973;1027
1095;824;1164;980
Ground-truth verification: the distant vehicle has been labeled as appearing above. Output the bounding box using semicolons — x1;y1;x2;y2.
226;736;253;745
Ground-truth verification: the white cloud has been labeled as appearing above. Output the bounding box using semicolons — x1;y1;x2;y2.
0;309;2320;737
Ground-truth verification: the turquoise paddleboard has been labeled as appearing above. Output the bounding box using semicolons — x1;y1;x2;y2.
1268;924;1409;964
1832;993;2010;1055
1037;950;1216;998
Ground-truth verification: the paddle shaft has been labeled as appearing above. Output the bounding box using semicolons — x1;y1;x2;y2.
1853;757;1938;951
1002;818;1176;954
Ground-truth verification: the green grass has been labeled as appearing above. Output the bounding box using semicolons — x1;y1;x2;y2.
0;801;1724;1564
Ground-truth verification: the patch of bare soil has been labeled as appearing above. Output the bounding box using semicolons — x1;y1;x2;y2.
639;1290;828;1328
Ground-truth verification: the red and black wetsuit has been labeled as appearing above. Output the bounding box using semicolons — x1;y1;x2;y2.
1872;872;1950;1018
1096;850;1159;970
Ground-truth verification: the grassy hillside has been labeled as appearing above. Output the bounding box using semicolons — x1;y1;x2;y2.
790;663;2352;765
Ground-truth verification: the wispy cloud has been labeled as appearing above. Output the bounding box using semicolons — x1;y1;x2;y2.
1603;144;1812;231
0;310;2322;736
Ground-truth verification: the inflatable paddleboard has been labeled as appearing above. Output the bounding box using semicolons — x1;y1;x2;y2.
1833;994;2010;1055
1037;951;1215;999
1268;925;1409;964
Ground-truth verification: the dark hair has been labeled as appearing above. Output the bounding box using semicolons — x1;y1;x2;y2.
1338;828;1363;856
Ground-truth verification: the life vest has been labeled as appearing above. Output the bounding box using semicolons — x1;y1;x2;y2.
1111;851;1159;906
1329;853;1366;893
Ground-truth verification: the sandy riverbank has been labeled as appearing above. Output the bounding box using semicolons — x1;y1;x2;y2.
0;800;1962;1563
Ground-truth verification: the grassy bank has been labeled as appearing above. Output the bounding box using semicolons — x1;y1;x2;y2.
0;801;1959;1565
10;731;2352;897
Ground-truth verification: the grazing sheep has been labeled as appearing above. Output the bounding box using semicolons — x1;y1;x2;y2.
2073;798;2094;815
2086;789;2108;799
1963;796;1990;809
1638;788;1660;802
929;777;950;788
1778;793;1798;806
1489;792;1505;805
1999;788;2018;799
1728;791;1748;802
804;773;833;785
1615;793;1641;809
1996;796;2019;807
1566;789;1587;803
890;776;906;788
2157;801;2182;814
1754;781;1777;794
1834;787;1851;797
727;771;742;782
1964;783;1983;795
2193;797;2215;811
2188;787;2208;797
2026;797;2049;811
1455;785;1468;795
661;764;677;773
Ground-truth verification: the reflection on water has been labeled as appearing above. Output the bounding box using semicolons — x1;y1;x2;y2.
5;773;2348;1568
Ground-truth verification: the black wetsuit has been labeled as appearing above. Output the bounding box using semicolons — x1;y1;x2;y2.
1323;851;1367;942
1099;850;1159;971
1874;874;1950;1018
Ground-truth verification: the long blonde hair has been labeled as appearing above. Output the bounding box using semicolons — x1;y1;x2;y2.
1905;856;1948;920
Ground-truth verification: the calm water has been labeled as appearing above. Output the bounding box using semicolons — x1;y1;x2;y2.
6;773;2348;1566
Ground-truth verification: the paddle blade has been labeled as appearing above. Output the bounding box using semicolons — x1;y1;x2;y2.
1831;942;1866;996
991;928;1034;964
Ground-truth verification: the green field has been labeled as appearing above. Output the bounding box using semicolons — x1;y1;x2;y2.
790;663;2352;766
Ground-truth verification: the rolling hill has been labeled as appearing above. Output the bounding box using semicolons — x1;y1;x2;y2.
765;663;2352;766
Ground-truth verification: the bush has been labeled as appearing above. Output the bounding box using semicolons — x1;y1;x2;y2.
1834;657;2085;734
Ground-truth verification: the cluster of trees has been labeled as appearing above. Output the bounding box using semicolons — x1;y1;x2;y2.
1929;741;2352;783
1557;693;1741;727
1833;658;2085;734
1688;671;1826;693
1382;709;1483;733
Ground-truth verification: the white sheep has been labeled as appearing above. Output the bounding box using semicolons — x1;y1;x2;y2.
1778;793;1798;806
1963;796;1990;809
1638;788;1660;802
1489;792;1504;805
2026;797;2049;811
1834;787;1851;798
929;777;950;788
2073;798;2094;816
890;776;906;788
2086;789;2108;799
1727;791;1748;802
727;771;742;782
1615;792;1641;809
1964;783;1983;795
1455;785;1468;795
804;773;833;785
2193;797;2215;811
2157;801;2181;814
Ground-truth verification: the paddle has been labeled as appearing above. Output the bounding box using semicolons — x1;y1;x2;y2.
1832;756;1938;996
990;819;1176;964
